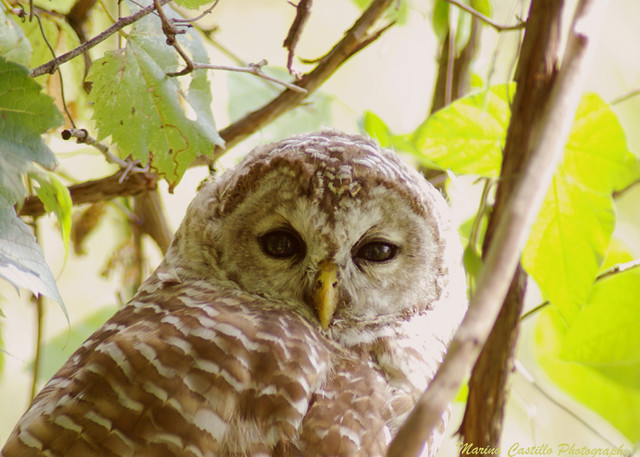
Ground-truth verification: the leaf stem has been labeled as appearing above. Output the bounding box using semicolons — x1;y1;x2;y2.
444;0;526;32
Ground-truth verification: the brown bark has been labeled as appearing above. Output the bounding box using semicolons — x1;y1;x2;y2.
457;0;563;449
18;171;158;219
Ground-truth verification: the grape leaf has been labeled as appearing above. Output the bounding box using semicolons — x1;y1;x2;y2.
87;14;223;191
0;57;63;203
523;94;640;322
0;196;66;315
0;7;32;66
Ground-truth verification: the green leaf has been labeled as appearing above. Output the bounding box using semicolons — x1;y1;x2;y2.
362;111;392;147
536;306;640;443
34;305;117;382
410;84;514;176
452;2;472;52
431;0;450;42
86;14;223;191
560;241;640;366
471;0;492;17
29;172;72;258
523;94;639;322
0;7;32;66
0;196;66;316
0;57;63;203
173;0;213;10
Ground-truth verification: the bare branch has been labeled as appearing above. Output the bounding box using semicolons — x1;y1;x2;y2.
387;1;609;456
18;171;158;218
30;0;171;77
283;0;313;74
444;0;526;32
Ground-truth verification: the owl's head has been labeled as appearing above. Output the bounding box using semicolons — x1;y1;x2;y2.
165;131;466;342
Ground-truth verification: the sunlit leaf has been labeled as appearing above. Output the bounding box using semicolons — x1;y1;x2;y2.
523;94;640;322
536;303;640;443
561;240;640;366
173;0;214;10
362;111;392;147
471;0;492;17
431;0;450;42
410;84;514;176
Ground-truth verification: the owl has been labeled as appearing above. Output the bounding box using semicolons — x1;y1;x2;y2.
2;131;467;457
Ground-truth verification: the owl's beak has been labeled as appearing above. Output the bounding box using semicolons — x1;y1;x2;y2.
313;261;339;330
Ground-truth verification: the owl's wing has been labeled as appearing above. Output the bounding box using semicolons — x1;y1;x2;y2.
1;283;333;457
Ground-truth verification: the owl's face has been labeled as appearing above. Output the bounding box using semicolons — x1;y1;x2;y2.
167;131;465;343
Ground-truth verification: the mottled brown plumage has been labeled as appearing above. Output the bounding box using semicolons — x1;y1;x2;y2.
2;131;467;457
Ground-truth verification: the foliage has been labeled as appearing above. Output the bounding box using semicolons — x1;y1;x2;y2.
363;87;640;442
87;11;223;191
0;57;66;315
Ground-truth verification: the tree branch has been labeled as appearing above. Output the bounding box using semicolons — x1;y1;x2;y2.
386;1;609;455
30;0;171;77
18;171;158;218
283;0;313;74
457;0;563;449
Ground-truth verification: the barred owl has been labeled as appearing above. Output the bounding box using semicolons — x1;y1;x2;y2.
2;131;467;457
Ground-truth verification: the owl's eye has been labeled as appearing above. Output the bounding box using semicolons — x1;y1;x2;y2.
259;229;305;259
354;241;398;263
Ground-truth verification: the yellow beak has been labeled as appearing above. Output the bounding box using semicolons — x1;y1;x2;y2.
313;261;338;330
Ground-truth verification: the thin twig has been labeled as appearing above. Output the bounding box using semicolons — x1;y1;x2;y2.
172;0;219;23
387;1;609;455
445;0;525;32
193;61;308;93
520;259;640;321
61;128;149;180
610;86;640;105
30;0;172;77
612;178;640;198
514;362;626;451
33;10;77;127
